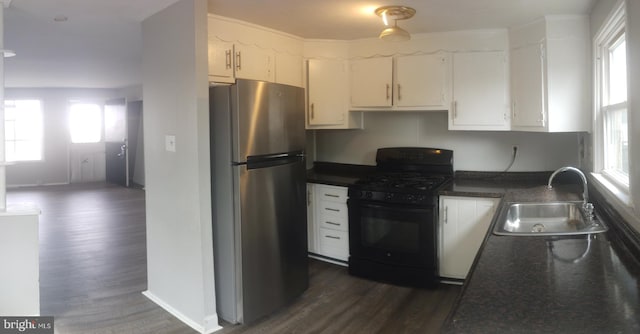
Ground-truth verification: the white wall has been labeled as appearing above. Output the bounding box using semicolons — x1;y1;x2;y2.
5;88;121;186
141;0;219;332
315;112;581;171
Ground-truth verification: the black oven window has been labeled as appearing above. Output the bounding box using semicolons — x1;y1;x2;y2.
361;216;420;253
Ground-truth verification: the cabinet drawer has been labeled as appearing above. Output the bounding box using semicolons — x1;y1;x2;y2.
318;215;348;232
318;228;348;261
317;201;348;222
315;185;348;203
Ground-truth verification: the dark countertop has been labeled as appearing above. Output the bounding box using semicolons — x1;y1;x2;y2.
307;164;640;332
443;184;640;333
306;162;376;187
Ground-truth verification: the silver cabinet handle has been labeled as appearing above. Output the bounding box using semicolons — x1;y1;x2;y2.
235;51;242;71
325;235;340;240
386;84;390;100
397;84;402;100
311;103;315;120
443;206;448;224
452;101;457;119
324;193;339;198
325;208;340;212
225;49;232;70
325;221;341;226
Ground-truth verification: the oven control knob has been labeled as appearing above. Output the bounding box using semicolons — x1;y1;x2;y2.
365;191;373;199
386;252;391;257
385;193;394;201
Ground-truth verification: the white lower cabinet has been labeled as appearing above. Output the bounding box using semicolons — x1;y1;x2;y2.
307;183;349;264
439;196;500;280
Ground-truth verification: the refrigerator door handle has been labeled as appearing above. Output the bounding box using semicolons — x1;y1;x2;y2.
246;151;305;170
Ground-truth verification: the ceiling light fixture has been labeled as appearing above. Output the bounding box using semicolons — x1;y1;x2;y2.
375;5;415;42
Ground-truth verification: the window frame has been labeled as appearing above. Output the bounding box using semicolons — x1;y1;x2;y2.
593;0;629;195
4;99;44;163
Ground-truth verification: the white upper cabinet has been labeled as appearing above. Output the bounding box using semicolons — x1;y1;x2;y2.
350;54;450;111
208;40;235;84
395;54;449;109
509;16;590;132
275;52;303;87
232;43;275;82
307;59;361;129
207;15;304;87
350;57;394;108
450;51;510;130
207;40;275;84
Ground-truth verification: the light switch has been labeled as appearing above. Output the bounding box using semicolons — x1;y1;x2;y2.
165;135;176;152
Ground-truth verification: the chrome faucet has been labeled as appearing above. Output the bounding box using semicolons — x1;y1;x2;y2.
547;166;594;219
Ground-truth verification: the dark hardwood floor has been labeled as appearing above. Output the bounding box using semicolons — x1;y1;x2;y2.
8;183;195;334
8;183;460;334
218;262;461;334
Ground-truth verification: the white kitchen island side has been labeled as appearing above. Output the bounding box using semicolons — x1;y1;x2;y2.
0;204;41;316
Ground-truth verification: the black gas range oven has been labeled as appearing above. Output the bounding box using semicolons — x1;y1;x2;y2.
347;147;453;288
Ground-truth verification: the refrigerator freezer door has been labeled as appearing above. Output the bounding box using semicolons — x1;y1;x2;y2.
231;80;305;162
236;158;308;323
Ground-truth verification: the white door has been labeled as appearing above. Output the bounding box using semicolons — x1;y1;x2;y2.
511;42;546;128
395;54;448;108
307;59;348;126
350;57;393;107
450;51;509;130
440;196;499;279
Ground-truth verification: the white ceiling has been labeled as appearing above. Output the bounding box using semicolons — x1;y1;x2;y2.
3;0;595;89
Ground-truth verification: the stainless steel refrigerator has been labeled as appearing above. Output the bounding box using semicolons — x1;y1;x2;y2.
210;79;308;324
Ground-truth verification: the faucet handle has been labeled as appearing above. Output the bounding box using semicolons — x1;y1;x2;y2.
582;202;594;221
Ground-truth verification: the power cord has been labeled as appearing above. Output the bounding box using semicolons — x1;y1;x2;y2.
503;146;518;172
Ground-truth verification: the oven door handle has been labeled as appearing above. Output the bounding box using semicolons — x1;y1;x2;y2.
349;200;433;213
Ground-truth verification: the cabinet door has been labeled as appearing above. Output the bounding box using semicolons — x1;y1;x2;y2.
395;54;449;108
307;184;317;253
208;40;235;84
307;59;348;126
276;53;303;87
234;44;274;82
450;51;509;130
350;57;393;107
511;42;546;128
440;196;499;279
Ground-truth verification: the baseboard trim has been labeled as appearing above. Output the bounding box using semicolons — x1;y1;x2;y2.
7;182;69;189
142;290;223;334
308;253;348;267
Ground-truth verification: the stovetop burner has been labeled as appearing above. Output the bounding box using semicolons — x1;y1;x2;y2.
348;147;454;205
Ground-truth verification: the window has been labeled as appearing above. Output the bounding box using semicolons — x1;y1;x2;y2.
4;99;43;162
595;1;628;188
69;102;102;143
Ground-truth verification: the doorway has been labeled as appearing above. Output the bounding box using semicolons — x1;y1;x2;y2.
69;99;144;187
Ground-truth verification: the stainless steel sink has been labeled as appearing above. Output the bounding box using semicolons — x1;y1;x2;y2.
493;202;608;236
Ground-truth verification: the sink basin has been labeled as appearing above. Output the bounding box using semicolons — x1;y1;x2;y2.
493;202;608;236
